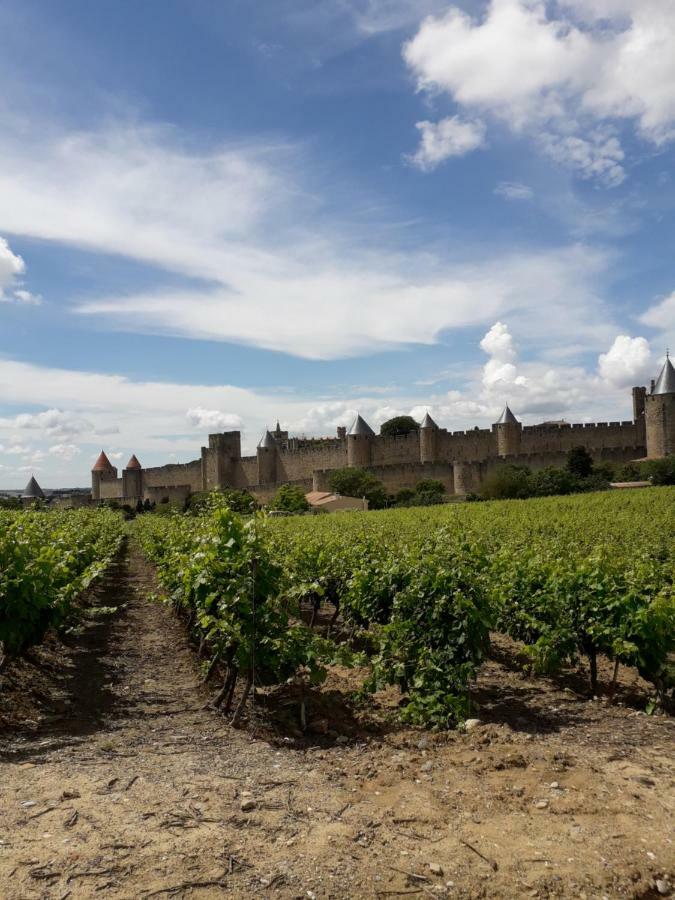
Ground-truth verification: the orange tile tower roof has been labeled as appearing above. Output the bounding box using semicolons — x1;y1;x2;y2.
92;450;114;471
125;454;142;470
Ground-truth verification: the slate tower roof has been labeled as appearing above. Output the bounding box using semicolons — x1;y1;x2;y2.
22;475;45;500
348;414;375;436
653;353;675;395
258;430;277;449
420;412;439;429
495;404;519;425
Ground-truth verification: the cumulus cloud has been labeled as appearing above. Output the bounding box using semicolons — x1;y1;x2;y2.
407;116;486;171
494;182;534;201
12;409;93;439
0;236;42;304
186;408;244;432
0;236;27;300
480;321;516;361
479;321;528;389
597;335;652;387
403;0;675;184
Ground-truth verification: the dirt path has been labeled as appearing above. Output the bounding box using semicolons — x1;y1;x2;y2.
0;542;673;899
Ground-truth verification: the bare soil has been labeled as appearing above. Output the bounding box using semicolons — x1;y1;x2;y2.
0;542;673;899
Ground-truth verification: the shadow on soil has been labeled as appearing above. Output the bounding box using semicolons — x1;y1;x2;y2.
0;545;133;761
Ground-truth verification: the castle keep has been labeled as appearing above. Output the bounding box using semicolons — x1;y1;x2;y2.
91;357;675;504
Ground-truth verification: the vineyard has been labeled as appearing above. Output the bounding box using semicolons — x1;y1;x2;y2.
1;491;674;898
133;488;675;729
0;507;124;669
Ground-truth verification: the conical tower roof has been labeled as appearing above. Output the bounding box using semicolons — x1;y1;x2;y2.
258;430;277;449
495;404;519;425
21;475;45;500
653;353;675;395
420;411;438;429
125;454;142;470
348;414;375;436
92;450;114;471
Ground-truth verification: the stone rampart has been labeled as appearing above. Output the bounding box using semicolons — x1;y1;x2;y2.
370;432;420;466
143;459;203;491
520;421;641;454
276;441;347;482
439;429;494;462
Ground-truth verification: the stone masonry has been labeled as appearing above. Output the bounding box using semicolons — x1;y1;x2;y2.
91;358;675;503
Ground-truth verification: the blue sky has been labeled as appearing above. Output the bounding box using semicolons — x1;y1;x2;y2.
1;0;674;487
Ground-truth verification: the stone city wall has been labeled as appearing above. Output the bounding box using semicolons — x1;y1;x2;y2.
143;459;203;491
277;441;347;482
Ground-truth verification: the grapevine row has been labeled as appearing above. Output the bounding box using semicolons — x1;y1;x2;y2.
0;507;125;666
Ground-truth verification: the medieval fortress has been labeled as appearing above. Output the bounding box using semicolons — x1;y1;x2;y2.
91;357;675;504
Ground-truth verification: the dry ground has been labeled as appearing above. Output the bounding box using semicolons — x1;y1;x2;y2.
0;542;673;899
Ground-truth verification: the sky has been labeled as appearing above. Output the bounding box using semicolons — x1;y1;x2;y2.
1;0;674;488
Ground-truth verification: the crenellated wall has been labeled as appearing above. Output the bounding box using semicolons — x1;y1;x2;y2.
91;380;662;504
370;432;420;466
143;459;203;491
519;420;644;454
277;439;347;481
439;429;494;462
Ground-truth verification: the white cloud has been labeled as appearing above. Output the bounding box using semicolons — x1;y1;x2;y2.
0;237;24;282
640;291;675;332
597;335;652;387
11;408;93;439
349;0;450;35
479;321;516;361
494;181;534;201
407;116;486;171
0;121;620;359
186;407;243;432
11;289;42;305
403;0;675;183
48;443;81;461
0;236;42;304
538;129;625;187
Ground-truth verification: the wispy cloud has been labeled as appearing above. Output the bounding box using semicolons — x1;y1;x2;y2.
494;181;534;201
0;121;623;360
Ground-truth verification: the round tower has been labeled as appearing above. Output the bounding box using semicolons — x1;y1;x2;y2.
493;404;522;457
122;454;143;499
257;430;277;484
645;354;675;458
419;411;439;464
453;462;473;495
91;450;117;500
346;414;374;467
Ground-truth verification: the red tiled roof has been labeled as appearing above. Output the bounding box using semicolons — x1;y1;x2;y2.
126;454;142;470
92;450;114;471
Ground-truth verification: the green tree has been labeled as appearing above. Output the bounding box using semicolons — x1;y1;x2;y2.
616;462;641;482
188;489;258;515
644;455;675;486
566;446;594;478
393;488;415;507
380;415;419;437
268;484;309;514
481;465;531;500
328;467;387;509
